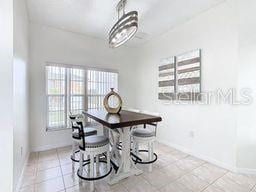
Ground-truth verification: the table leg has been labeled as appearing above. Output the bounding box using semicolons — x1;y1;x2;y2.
104;126;118;160
108;127;143;185
110;130;121;162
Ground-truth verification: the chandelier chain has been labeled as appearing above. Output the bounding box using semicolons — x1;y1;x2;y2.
117;0;126;19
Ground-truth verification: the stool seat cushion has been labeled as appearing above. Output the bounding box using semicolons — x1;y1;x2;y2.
132;128;155;138
72;127;97;139
84;135;109;148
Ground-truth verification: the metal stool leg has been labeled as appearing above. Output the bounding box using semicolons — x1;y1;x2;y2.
87;154;90;175
72;141;76;171
151;142;154;160
107;151;111;171
149;142;153;172
96;155;100;175
90;154;95;192
132;141;136;154
135;142;139;157
79;152;84;183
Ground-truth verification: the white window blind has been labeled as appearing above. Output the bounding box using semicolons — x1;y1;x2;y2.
87;70;118;110
46;65;118;130
46;66;66;129
69;68;85;115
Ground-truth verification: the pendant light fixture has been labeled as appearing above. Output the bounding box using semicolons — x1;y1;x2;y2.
109;0;138;48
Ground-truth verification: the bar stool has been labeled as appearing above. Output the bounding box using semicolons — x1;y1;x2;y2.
76;121;112;192
131;111;159;172
69;114;99;171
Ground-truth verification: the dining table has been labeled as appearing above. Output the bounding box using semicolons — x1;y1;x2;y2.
83;109;162;185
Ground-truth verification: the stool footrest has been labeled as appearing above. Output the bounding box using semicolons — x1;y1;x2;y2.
77;160;112;181
132;150;158;164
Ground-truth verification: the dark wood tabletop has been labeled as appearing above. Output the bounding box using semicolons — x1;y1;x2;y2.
83;109;162;129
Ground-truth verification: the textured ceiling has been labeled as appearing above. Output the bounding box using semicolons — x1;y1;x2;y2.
26;0;224;46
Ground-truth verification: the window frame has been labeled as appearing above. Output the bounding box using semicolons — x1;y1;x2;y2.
45;66;67;130
45;62;119;131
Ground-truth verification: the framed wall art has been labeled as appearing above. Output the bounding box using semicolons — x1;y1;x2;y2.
158;49;201;101
176;49;201;101
158;56;176;100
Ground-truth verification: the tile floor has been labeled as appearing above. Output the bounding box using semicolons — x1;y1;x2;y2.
20;142;256;192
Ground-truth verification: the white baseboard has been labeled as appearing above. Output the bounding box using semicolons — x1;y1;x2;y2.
157;139;239;173
31;141;72;152
158;139;256;175
235;167;256;175
15;154;29;192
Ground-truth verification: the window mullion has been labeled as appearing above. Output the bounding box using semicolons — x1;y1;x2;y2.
65;68;69;128
84;70;88;111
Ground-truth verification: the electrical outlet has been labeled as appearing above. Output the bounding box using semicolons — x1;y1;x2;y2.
189;131;195;138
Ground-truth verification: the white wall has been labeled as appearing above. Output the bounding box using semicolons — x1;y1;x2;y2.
29;23;137;151
237;0;256;171
13;0;30;190
0;0;14;191
27;0;256;172
134;0;238;169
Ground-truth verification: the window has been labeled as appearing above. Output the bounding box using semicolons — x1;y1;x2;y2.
46;66;67;129
46;64;118;130
46;66;85;129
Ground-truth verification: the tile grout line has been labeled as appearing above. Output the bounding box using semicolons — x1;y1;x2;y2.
191;163;229;190
152;159;207;191
57;148;67;192
22;152;38;191
34;152;39;192
249;182;256;192
37;158;61;172
157;156;224;192
115;144;198;191
22;152;39;192
199;171;229;192
21;151;62;191
219;171;255;192
149;149;246;192
160;152;250;192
